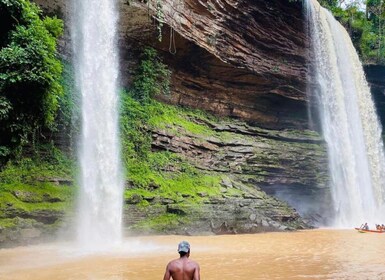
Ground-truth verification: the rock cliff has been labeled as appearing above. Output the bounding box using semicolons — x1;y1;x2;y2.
150;0;308;128
32;0;325;186
364;65;385;126
35;0;309;128
0;0;330;247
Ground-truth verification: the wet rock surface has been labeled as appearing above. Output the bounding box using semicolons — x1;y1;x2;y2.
364;65;385;126
124;178;309;236
151;120;327;187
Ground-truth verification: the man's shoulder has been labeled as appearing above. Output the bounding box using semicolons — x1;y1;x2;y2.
187;259;200;267
167;258;181;266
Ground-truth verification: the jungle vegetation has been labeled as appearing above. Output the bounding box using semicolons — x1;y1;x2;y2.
0;0;63;163
319;0;385;64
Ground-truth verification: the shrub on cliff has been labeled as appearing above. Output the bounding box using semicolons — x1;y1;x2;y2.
130;47;170;103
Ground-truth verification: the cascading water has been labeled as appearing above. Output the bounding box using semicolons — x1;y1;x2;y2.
71;0;124;250
306;0;385;227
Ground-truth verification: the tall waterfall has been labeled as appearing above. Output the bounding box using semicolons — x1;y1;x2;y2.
306;0;385;227
71;0;124;249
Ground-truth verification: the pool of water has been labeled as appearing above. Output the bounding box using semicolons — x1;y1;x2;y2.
0;229;384;279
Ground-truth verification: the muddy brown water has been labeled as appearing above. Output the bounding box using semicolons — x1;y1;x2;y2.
0;229;384;279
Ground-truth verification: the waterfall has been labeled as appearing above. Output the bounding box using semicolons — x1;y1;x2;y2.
71;0;124;250
306;0;385;227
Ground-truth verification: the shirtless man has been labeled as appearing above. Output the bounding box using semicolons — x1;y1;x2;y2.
163;241;200;280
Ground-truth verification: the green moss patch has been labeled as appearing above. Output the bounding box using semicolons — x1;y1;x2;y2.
0;150;75;229
125;152;222;204
147;102;215;136
0;182;74;218
130;213;185;232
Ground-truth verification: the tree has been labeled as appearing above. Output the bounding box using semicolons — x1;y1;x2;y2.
0;0;63;161
366;0;385;59
320;0;385;63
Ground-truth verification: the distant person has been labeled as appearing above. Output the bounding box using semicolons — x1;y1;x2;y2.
163;241;200;280
362;222;369;230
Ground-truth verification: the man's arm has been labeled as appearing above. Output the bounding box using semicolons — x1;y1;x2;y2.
163;263;171;280
194;263;200;280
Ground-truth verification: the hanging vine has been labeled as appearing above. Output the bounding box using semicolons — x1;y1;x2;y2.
155;0;164;41
140;0;165;42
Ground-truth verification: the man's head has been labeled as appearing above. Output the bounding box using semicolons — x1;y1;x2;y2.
177;241;190;257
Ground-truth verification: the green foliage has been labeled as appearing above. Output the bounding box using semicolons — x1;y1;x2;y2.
319;0;338;9
42;16;63;38
155;0;164;42
320;0;385;64
140;0;165;41
57;61;79;133
120;46;172;162
120;90;216;166
120;84;224;207
0;146;11;158
0;0;63;160
0;96;11;119
130;47;170;103
120;91;153;160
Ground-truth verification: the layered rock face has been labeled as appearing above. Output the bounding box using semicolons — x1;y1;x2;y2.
35;0;309;129
129;0;309;128
152;122;326;186
125;178;309;236
142;117;328;232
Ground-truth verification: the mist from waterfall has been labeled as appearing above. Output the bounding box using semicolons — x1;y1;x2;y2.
71;0;124;250
305;0;385;227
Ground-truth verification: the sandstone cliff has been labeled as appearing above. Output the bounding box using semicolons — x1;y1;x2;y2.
35;0;309;128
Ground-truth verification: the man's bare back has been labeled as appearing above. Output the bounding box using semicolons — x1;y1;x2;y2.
163;256;200;280
163;241;200;280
